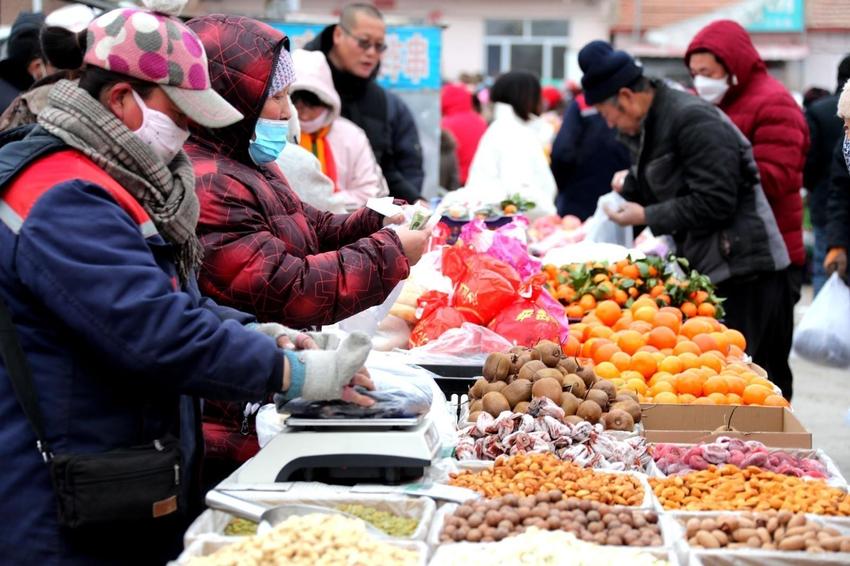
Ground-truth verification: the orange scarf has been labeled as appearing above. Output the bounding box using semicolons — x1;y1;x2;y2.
299;126;339;192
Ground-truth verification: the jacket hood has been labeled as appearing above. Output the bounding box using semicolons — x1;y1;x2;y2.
187;14;288;163
685;20;765;92
290;49;342;124
441;83;473;116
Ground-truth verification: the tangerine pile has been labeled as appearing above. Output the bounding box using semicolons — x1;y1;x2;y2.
561;298;786;407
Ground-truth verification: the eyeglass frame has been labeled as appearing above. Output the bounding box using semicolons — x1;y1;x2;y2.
339;23;388;54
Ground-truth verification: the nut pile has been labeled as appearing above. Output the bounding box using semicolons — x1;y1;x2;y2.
336;504;419;537
438;494;662;547
432;528;669;566
448;453;645;506
650;464;850;514
684;511;850;553
188;513;420;566
223;517;257;536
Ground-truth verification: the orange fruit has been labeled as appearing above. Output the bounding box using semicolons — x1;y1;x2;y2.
692;334;718;354
710;332;731;356
681;318;714;339
748;376;775;389
562;335;581;357
631;297;658;313
649;381;676;397
725;375;747;396
653;311;681;334
673;341;701;356
680;301;698;318
653;391;680;404
648;371;675;386
569;323;589;342
678;352;701;370
610;351;632;372
742;384;772;405
617;330;647;355
621;370;646;383
589;325;615;340
726;393;743;405
707;392;728;405
659;356;684;374
634;306;657;323
678;393;697;404
620;264;640;279
594;361;620;379
763;394;789;407
614;289;629;306
724;329;747;351
629;321;654;335
595;300;622;327
625;378;648;395
693;396;716;405
566;304;584;319
648;326;678;350
698;302;717;317
698;353;723;373
676;372;705;397
579;294;597;312
593;343;620;365
660;306;684;322
586;338;613;359
702;375;729;396
728;345;745;360
630;351;658;379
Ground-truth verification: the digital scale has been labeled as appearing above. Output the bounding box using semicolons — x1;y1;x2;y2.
233;414;442;486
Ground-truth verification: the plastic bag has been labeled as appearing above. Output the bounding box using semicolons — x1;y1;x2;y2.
409;291;466;348
279;378;433;419
441;246;520;325
584;192;634;247
488;274;563;347
408;322;513;357
337;279;405;336
793;273;850;368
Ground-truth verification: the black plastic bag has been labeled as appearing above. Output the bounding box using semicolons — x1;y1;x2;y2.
276;380;433;419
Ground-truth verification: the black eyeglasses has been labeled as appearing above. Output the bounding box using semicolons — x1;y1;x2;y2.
339;24;388;53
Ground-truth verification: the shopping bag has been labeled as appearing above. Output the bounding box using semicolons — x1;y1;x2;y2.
792;273;850;368
584;192;634;247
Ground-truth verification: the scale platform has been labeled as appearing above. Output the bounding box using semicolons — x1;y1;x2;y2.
234;414;441;486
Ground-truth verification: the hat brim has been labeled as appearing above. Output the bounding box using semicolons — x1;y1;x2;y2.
161;85;244;129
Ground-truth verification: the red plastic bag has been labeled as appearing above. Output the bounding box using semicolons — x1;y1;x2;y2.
441;246;520;325
488;274;563;347
409;291;466;348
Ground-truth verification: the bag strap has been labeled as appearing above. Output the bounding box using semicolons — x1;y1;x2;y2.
0;295;52;462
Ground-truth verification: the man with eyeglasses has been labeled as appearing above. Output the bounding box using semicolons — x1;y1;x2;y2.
306;3;424;203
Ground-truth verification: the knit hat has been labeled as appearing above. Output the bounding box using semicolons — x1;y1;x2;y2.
3;12;45;65
578;40;643;105
269;47;295;97
83;0;242;128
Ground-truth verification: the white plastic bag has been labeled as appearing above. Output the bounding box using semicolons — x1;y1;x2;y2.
584;192;634;248
793;273;850;368
337;280;405;336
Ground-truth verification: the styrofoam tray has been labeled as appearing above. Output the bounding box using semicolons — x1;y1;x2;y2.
183;492;436;548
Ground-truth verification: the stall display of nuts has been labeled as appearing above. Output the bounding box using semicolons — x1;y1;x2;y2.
683;511;850;553
438;493;663;547
187;513;420;566
650;464;850;515
448;453;645;506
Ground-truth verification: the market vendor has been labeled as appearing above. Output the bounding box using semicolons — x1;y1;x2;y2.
577;41;793;398
0;4;374;564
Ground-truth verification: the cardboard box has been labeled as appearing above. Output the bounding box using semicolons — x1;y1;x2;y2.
640;404;811;448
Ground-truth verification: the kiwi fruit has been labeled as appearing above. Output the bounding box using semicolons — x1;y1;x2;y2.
560;391;581;416
527;348;542;361
512;353;534;374
469;399;483;414
612;400;642;424
485;381;508;394
513;401;530;413
559;357;579;374
601;408;635;432
482;391;511;417
576;366;597;389
467;411;483;423
531;377;562;404
518;360;547;381
469;378;488;399
503;379;532;407
562;374;587;399
576;400;603;424
564;415;584;425
483;352;513;382
616;390;639;403
585;389;610;412
592;380;618;403
533;368;564;383
509;346;528;357
534;340;562;367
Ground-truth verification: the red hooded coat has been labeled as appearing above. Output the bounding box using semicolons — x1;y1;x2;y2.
441;83;487;185
185;15;409;328
686;20;807;266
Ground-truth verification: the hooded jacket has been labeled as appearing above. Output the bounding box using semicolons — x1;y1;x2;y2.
305;25;423;203
185;15;409;328
441;83;487;185
686;20;808;266
289;49;388;209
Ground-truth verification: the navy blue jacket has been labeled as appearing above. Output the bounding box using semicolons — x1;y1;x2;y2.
551;98;630;220
0;126;285;564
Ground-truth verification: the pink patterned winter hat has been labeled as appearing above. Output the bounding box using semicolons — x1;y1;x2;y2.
83;7;242;128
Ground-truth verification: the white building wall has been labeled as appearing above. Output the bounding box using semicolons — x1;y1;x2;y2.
804;32;850;92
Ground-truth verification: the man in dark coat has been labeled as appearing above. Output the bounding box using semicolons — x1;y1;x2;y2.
805;55;850;293
578;40;794;399
305;3;424;203
0;12;47;113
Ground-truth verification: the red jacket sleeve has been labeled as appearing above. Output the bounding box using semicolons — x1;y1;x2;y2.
300;200;385;252
195;173;410;327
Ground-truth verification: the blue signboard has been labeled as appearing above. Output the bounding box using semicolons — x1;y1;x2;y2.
746;0;804;33
271;23;442;91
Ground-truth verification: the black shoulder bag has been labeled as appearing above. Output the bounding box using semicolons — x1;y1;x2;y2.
0;295;184;528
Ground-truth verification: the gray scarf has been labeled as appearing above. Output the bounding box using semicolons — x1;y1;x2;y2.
38;80;202;282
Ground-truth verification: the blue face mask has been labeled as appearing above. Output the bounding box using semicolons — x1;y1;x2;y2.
248;118;289;165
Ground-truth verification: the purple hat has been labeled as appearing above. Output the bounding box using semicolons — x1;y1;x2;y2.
84;7;242;128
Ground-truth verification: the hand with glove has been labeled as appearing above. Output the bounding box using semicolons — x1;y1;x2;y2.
276;332;376;407
825;247;848;279
249;323;341;351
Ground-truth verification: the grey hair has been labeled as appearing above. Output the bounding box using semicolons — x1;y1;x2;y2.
839;77;850;120
340;3;384;28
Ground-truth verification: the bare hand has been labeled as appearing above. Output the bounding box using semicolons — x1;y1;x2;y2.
383;213;405;226
825;247;848;279
604;201;646;226
340;367;376;407
611;169;629;193
395;226;429;266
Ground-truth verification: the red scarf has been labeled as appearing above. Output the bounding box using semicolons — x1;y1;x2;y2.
299;126;339;192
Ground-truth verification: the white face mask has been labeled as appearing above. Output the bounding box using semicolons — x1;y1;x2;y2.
131;90;190;165
694;75;730;105
300;108;330;134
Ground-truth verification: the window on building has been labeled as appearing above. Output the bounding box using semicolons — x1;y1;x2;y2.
484;19;569;85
